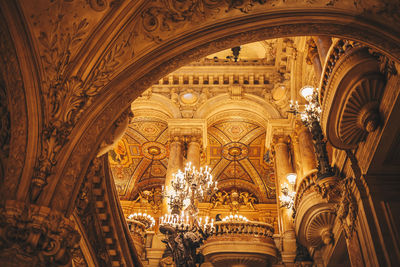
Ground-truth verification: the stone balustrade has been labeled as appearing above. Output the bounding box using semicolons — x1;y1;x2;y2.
126;219;147;258
212;220;274;238
201;220;277;267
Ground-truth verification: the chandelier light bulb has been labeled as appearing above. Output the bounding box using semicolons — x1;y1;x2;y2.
300;85;314;101
286;173;297;185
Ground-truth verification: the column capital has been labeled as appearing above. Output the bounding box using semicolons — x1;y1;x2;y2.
272;134;291;147
168;119;207;148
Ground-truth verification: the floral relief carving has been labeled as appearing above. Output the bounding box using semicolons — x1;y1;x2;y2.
0;200;80;266
140;0;268;42
335;177;358;239
32;0;137;200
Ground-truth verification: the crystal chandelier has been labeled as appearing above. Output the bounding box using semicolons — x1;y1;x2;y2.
289;86;333;180
165;162;217;215
159;162;218;267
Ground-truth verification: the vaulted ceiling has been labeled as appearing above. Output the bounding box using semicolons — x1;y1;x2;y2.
109;37;315;205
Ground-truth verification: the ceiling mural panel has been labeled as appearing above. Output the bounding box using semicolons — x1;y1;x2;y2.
109;118;169;199
207;121;276;203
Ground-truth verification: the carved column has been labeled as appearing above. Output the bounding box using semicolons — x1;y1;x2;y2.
163;134;184;213
297;124;317;176
273;135;297;264
186;135;201;170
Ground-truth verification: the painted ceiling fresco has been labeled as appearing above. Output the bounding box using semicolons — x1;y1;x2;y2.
207;119;276;203
109;117;169;200
109;117;276;203
107;38;303;204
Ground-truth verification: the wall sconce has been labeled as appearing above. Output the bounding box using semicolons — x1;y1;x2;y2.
286;173;297;185
279;173;297;209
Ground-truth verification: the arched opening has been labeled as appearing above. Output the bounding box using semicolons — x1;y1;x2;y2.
1;2;400;266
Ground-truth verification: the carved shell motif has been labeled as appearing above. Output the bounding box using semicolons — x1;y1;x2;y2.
305;211;336;247
339;75;385;146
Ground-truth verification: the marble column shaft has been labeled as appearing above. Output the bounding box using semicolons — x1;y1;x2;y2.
186;136;201;170
274;136;297;263
163;136;184;214
298;126;317;176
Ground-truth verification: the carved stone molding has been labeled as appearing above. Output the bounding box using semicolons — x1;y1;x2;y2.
50;8;400;212
0;11;28;200
294;171;340;250
97;107;134;157
75;156;143;267
294;171;318;211
0;200;80;266
321;43;388;149
0;85;10;184
335;177;358;239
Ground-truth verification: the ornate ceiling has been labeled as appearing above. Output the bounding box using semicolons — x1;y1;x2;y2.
109;37;315;205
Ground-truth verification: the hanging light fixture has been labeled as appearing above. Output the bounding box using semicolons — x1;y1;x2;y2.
289;86;333;180
159;162;218;267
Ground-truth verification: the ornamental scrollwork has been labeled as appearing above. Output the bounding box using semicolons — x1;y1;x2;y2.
141;0;268;43
32;0;136;200
335;177;358;239
0;201;80;266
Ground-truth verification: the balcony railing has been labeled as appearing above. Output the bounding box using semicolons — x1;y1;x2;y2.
212;220;274;238
127;219;146;258
201;220;277;267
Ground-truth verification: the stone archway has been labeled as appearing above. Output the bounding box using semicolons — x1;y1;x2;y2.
1;1;400;265
55;14;400;216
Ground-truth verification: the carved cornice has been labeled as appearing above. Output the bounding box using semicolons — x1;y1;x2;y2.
319;40;362;105
76;156;143;267
0;200;80;266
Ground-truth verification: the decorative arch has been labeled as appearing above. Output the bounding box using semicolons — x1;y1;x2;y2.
55;14;400;215
2;0;400;217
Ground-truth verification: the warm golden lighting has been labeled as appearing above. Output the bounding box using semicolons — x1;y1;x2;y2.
286;173;297;185
300;85;315;101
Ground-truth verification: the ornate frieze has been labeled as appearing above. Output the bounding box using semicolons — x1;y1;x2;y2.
210;189;258;211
